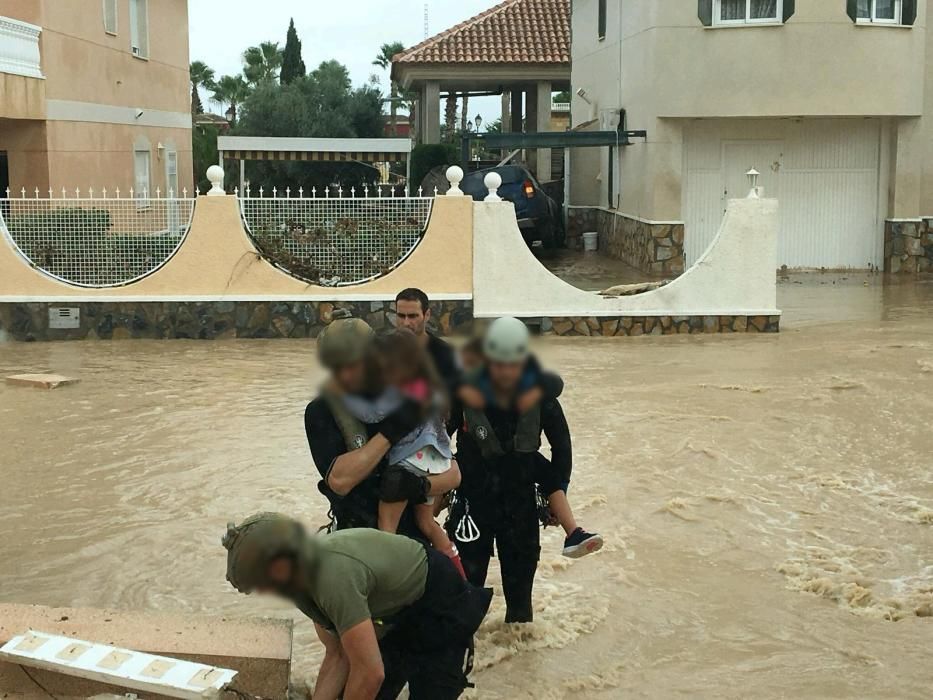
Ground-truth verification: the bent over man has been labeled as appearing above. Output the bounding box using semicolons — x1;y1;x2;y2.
223;513;492;700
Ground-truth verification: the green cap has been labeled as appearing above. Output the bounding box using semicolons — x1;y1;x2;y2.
222;513;305;594
317;317;375;370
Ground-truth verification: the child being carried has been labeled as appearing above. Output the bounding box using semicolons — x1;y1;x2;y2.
341;328;466;577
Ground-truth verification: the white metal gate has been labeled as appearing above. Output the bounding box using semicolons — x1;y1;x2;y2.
683;119;882;269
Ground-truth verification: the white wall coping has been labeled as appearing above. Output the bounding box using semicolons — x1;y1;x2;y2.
475;309;782;319
566;205;685;226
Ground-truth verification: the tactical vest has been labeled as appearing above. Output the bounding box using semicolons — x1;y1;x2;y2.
319;386;378;530
462;404;541;460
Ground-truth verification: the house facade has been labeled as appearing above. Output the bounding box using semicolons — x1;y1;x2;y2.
0;0;192;196
569;0;931;272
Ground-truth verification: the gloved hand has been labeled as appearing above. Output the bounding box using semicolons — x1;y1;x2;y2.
376;398;424;444
379;465;430;504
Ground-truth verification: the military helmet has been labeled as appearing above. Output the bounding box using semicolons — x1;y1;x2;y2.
483;317;530;363
317;315;375;370
222;513;305;594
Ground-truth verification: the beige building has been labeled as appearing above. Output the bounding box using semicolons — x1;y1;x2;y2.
570;0;930;271
0;0;192;196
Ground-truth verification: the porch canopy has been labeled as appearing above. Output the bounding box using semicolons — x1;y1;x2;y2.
217;136;413;191
391;0;570;181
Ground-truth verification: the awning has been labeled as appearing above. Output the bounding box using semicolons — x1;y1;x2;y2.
217;136;412;164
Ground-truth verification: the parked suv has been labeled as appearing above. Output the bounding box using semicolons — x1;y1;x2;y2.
461;166;564;249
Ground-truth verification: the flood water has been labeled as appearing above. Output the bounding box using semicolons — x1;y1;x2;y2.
1;273;932;699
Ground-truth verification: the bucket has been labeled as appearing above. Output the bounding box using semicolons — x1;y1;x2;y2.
582;231;599;252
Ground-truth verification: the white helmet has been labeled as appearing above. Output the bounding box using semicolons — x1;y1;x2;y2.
483;317;530;363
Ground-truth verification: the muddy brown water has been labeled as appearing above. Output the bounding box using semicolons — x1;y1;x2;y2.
1;273;932;699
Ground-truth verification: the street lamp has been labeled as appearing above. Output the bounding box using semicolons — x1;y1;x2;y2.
474;114;483;132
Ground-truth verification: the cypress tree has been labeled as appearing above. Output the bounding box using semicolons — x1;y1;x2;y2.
280;19;306;85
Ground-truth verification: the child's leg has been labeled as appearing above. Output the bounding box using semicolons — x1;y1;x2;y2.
378;499;408;533
546;488;579;537
414;504;467;578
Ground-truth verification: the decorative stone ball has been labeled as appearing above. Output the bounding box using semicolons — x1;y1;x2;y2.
206;165;225;195
445;166;464;196
483;171;503;202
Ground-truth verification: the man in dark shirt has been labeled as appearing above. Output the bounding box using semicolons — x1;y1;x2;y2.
304;315;461;535
395;288;460;392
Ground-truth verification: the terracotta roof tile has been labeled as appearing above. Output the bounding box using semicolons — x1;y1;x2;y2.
393;0;569;66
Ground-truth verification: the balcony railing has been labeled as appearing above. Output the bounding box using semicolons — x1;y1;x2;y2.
0;16;43;79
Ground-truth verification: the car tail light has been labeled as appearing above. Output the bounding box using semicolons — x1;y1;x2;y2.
523;180;536;198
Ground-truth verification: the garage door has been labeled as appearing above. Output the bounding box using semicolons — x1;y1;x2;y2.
683;119;882;269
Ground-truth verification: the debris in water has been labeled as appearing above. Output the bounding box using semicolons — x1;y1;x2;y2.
5;373;80;389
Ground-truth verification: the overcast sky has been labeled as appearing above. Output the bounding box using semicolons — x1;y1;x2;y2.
189;0;504;121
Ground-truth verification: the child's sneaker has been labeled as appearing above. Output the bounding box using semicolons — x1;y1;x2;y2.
562;528;603;558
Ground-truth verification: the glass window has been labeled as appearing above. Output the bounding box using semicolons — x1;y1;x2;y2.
129;0;149;58
858;0;901;22
598;0;607;39
103;0;118;34
134;149;151;207
715;0;781;23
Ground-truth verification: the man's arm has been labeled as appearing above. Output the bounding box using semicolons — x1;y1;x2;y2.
340;620;385;700
541;399;573;483
327;435;392;497
311;624;349;700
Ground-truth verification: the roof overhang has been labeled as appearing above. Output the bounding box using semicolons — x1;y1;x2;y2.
393;63;570;92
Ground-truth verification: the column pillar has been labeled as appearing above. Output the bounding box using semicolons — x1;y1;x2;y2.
891;117;922;218
423;81;441;145
525;87;539;175
501;91;511;132
510;90;523;133
535;81;552;182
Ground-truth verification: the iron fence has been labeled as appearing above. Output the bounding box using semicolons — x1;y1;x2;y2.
0;188;195;288
238;186;434;287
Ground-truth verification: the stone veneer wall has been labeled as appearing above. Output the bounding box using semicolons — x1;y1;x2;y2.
884;218;933;273
0;300;474;342
566;207;685;275
540;315;780;336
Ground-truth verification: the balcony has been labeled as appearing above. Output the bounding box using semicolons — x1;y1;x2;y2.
0;16;45;121
0;16;43;79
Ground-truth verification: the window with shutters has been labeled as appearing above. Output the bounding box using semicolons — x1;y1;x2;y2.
855;0;902;23
598;0;607;39
129;0;149;58
713;0;783;24
103;0;118;34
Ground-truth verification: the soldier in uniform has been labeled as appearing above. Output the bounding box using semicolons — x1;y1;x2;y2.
223;513;492;699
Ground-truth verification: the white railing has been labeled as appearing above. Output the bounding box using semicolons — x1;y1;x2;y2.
552;102;571;113
0;189;195;288
0;16;43;79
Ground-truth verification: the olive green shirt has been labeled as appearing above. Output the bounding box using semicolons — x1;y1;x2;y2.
291;529;429;637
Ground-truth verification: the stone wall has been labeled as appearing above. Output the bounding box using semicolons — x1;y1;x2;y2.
541;314;780;336
884;218;933;273
0;300;474;342
566;207;685;275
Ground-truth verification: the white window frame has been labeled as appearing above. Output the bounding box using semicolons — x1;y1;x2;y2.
856;0;902;24
713;0;783;25
103;0;118;35
134;148;151;209
129;0;149;59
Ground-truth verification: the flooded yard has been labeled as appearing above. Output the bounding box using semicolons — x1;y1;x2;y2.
1;274;932;699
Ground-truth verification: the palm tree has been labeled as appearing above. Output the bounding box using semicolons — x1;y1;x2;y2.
189;60;215;115
243;41;283;85
373;41;405;136
210;75;250;125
